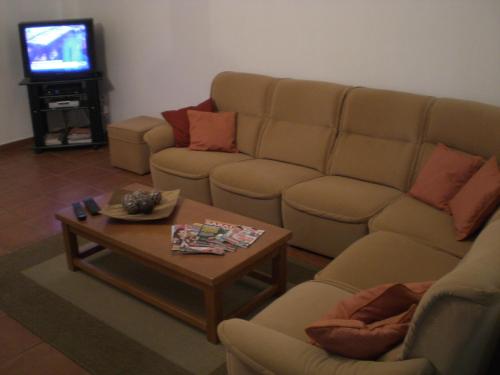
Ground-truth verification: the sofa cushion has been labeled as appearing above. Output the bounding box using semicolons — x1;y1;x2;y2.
210;159;322;199
411;98;500;186
282;201;369;258
409;143;483;210
315;231;460;290
210;183;284;226
283;176;401;223
329;88;432;190
161;98;213;147
423;98;500;161
150;147;251;179
211;72;278;156
369;195;473;258
258;79;349;172
151;168;213;204
306;282;432;360
252;281;353;342
449;157;500;240
188;110;238;152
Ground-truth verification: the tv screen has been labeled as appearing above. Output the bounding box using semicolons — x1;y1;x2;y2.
19;19;96;80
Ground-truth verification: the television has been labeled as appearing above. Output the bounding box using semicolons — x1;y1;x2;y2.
19;18;96;81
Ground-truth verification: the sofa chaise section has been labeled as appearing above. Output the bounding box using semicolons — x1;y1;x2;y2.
220;280;434;375
146;72;278;204
210;78;350;225
369;97;500;258
219;219;500;375
282;88;433;257
219;319;433;375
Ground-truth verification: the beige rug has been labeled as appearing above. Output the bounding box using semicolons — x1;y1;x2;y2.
0;235;318;375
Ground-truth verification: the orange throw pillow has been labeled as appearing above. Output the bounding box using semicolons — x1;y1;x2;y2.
161;99;214;147
409;143;483;210
305;282;433;360
449;157;500;240
187;110;238;153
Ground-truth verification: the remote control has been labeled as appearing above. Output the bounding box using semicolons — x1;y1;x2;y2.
83;197;101;215
72;202;87;221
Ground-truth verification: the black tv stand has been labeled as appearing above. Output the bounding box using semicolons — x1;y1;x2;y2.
20;74;107;153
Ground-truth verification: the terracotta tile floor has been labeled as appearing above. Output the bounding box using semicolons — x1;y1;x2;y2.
0;140;330;374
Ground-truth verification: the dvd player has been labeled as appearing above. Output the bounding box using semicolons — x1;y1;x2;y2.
48;100;80;109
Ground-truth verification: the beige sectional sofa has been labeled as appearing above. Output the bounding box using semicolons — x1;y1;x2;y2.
144;71;500;258
143;72;500;375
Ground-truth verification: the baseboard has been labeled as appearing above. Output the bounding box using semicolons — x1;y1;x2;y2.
0;137;33;151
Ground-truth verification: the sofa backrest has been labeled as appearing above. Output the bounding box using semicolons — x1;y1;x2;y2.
411;98;500;183
211;72;278;156
401;219;500;375
328;88;433;191
256;79;350;172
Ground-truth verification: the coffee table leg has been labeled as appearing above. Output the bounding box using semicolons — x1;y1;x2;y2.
272;245;287;296
62;223;79;271
204;287;223;343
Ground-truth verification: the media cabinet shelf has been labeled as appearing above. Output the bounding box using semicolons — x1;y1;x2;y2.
33;142;107;152
40;107;90;112
20;75;107;153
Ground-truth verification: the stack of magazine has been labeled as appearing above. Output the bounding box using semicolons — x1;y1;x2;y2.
67;127;91;144
171;219;265;255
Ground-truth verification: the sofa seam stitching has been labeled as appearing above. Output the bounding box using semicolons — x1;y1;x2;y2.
282;194;400;224
405;97;437;191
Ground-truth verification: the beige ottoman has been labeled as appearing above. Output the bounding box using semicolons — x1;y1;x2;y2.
108;116;166;175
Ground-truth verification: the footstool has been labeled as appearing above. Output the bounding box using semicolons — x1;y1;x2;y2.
108;116;166;175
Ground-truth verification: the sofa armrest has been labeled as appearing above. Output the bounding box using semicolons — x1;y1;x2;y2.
218;319;434;375
143;122;175;154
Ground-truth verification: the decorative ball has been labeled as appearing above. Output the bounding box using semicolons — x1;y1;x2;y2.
137;197;155;214
121;190;162;215
122;194;140;214
150;191;162;205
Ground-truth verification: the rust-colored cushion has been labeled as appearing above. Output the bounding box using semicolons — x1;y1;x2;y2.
161;99;213;147
305;282;432;359
188;110;238;153
409;143;483;210
449;157;500;240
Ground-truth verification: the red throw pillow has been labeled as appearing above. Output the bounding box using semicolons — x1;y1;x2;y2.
161;99;214;147
409;143;483;210
187;110;238;153
305;281;433;360
449;157;500;240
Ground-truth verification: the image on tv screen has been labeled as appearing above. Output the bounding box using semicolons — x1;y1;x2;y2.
25;24;90;73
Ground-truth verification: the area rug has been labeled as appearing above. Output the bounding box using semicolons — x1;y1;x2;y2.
0;235;319;375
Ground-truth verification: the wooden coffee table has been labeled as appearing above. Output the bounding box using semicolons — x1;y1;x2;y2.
55;184;291;343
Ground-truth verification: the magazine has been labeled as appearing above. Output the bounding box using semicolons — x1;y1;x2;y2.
171;224;225;255
170;220;265;256
225;226;265;248
45;132;63;145
205;219;265;248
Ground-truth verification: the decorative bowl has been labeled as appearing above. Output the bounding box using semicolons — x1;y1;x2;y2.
100;189;180;221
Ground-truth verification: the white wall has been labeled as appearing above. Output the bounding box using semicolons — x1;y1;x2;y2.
72;0;500;125
0;0;73;145
65;0;216;122
2;0;500;145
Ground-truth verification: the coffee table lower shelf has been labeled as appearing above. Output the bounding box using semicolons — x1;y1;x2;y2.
61;223;287;343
